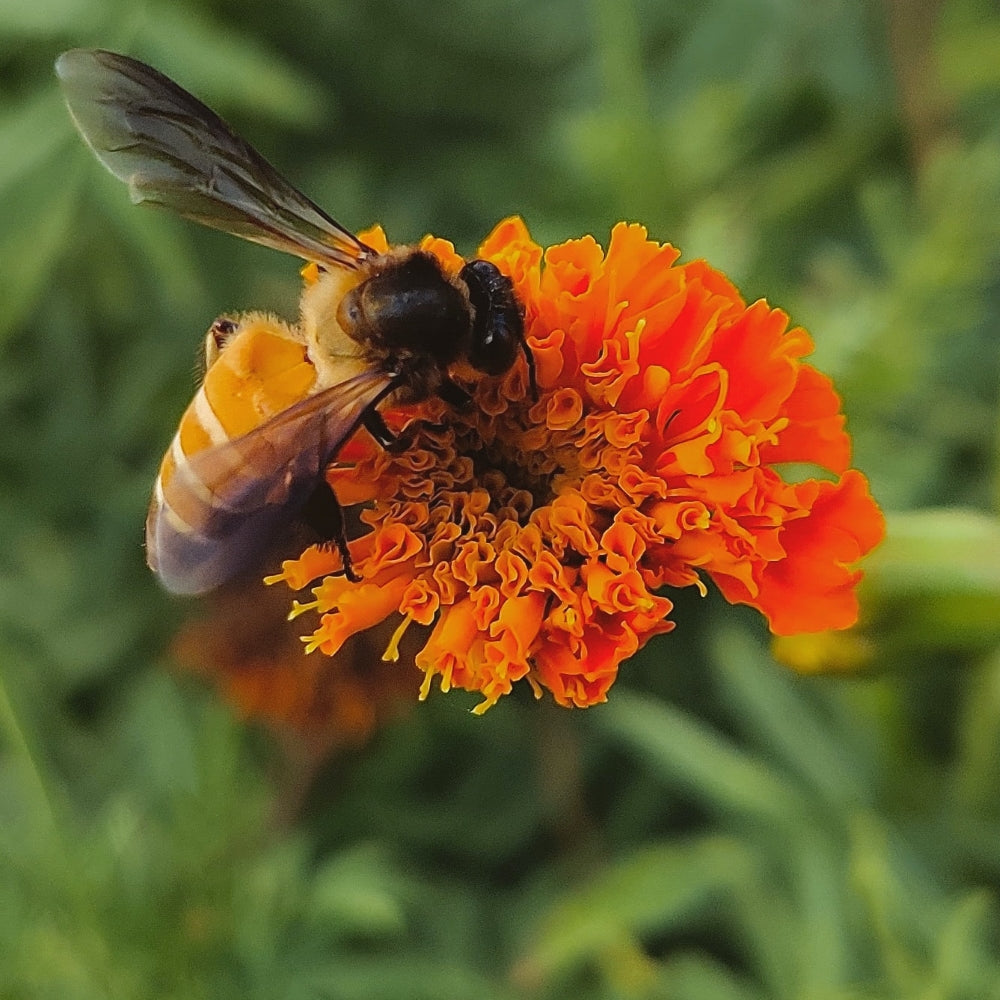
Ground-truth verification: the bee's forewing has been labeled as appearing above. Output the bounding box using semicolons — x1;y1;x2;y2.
56;48;374;269
147;368;400;594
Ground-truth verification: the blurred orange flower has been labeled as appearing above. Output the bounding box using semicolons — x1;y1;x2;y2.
173;573;415;750
267;218;885;712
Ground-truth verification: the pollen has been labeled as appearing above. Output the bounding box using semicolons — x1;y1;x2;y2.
268;218;885;711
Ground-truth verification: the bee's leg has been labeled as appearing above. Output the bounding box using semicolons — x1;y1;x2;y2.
360;377;473;458
520;337;539;402
361;406;452;453
361;408;405;452
301;481;360;583
436;376;474;411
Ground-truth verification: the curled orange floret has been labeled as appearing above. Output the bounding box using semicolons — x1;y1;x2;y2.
269;218;885;711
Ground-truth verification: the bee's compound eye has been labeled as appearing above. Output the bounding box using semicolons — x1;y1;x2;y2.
460;259;524;377
469;323;518;375
336;287;365;336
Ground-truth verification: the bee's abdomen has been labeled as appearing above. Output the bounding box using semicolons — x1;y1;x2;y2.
148;319;316;593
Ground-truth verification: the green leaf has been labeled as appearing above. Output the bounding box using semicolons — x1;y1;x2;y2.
658;953;767;1000
869;509;1000;595
710;626;876;811
862;509;1000;649
308;843;407;938
521;836;754;980
930;892;1000;1000
595;690;805;824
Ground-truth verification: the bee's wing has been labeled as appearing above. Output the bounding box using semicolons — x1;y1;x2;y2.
56;48;373;270
148;368;400;595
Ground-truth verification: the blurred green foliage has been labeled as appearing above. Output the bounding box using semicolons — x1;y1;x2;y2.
2;0;1000;997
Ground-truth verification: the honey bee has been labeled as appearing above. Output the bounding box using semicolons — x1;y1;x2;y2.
56;49;535;594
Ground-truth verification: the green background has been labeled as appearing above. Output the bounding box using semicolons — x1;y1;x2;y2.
3;0;1000;997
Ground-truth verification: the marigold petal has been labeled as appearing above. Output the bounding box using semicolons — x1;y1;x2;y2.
600;518;647;573
582;562;655;615
495;548;530;599
707;301;799;419
306;574;409;657
654;364;727;449
760;365;852;474
527;326;567;389
265;544;343;591
361;522;424;576
489;590;546;659
527;550;578;604
730;470;885;634
533;636;618;709
399;577;440;626
648;500;712;540
544;387;584;430
419;234;464;274
471;585;502;629
356;224;389;252
478;216;543;291
532;491;600;558
579;320;642;406
415;599;480;696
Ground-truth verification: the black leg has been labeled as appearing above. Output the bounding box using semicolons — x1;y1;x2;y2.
437;375;474;411
301;481;360;582
363;406;448;453
366;404;459;457
361;407;403;450
520;337;538;402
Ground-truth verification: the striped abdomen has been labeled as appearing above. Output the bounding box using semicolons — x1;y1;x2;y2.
147;317;317;594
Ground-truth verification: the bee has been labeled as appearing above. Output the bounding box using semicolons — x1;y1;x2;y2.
56;49;535;595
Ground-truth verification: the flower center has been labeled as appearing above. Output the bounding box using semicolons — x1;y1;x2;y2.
456;416;559;519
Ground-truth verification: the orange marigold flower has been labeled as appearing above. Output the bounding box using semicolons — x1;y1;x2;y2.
269;218;885;712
